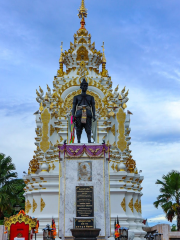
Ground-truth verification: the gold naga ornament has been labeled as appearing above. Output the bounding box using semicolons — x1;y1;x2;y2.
125;155;136;173
29;155;39;174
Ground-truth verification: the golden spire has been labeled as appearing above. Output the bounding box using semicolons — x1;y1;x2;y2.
59;42;63;63
78;0;88;19
101;42;106;63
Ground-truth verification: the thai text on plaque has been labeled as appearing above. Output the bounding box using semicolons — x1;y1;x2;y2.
76;186;94;217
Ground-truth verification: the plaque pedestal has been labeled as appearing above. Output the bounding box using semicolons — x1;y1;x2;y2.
59;144;110;240
71;228;101;240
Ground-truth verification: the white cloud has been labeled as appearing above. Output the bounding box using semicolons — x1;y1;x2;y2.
0;107;35;179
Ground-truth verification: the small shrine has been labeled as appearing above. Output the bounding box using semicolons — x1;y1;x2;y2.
4;210;37;240
23;0;145;240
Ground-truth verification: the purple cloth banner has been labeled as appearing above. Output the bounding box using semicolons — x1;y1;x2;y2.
58;144;110;159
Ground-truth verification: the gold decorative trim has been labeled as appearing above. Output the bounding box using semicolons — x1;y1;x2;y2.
78;38;87;44
25;199;31;214
128;198;133;212
111;163;114;170
50;124;55;136
77;46;89;61
117;107;127;152
134;199;139;212
138;200;142;213
115;164;118;172
40;198;45;212
33;199;37;213
4;213;37;232
40;108;51;152
121;197;126;212
52;163;56;170
111;124;115;136
49;164;52;171
60;135;64;142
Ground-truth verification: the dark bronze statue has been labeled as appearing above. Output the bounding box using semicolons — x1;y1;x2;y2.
72;78;96;143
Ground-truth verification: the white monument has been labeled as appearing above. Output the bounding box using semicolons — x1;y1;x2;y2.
59;144;110;239
23;1;145;240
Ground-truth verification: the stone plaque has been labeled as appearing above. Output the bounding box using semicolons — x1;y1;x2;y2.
76;186;94;217
78;161;92;181
74;218;94;229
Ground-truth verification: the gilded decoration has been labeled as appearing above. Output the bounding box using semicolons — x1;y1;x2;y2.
77;29;88;37
40;198;45;212
78;38;87;44
33;199;37;213
111;163;115;170
77;61;89;77
52;163;56;170
121;197;126;212
116;107;127;152
139;200;142;213
78;0;88;19
128;198;134;212
25;200;31;214
125;156;136;173
4;212;37;232
76;46;89;61
60;136;64;142
50;125;55;136
40;108;51;152
29;156;39;174
111;124;115;136
134;199;139;212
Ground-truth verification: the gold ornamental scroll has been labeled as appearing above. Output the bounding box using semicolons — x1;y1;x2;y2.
116;107;127;152
40;198;45;212
25;199;32;214
121;197;126;212
40;108;51;152
128;198;133;213
134;199;139;212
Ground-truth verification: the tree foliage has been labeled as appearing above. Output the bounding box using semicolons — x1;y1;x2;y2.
153;170;180;231
0;153;25;224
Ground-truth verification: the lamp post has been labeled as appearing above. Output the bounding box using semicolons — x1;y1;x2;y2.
14;204;21;214
144;231;162;240
119;227;128;240
43;224;53;240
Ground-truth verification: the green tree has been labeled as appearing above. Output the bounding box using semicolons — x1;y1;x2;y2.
0;153;25;223
153;170;180;231
0;153;17;186
171;224;177;231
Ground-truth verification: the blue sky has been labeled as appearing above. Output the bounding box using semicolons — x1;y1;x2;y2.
1;0;180;227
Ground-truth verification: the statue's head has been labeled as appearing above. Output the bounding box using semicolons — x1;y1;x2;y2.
80;78;88;92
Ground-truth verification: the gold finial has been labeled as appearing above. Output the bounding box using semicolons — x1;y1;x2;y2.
59;42;63;63
78;0;88;19
101;42;106;63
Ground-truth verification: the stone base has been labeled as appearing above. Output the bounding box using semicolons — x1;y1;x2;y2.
71;228;101;240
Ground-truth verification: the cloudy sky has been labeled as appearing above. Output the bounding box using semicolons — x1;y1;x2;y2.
1;0;180;227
